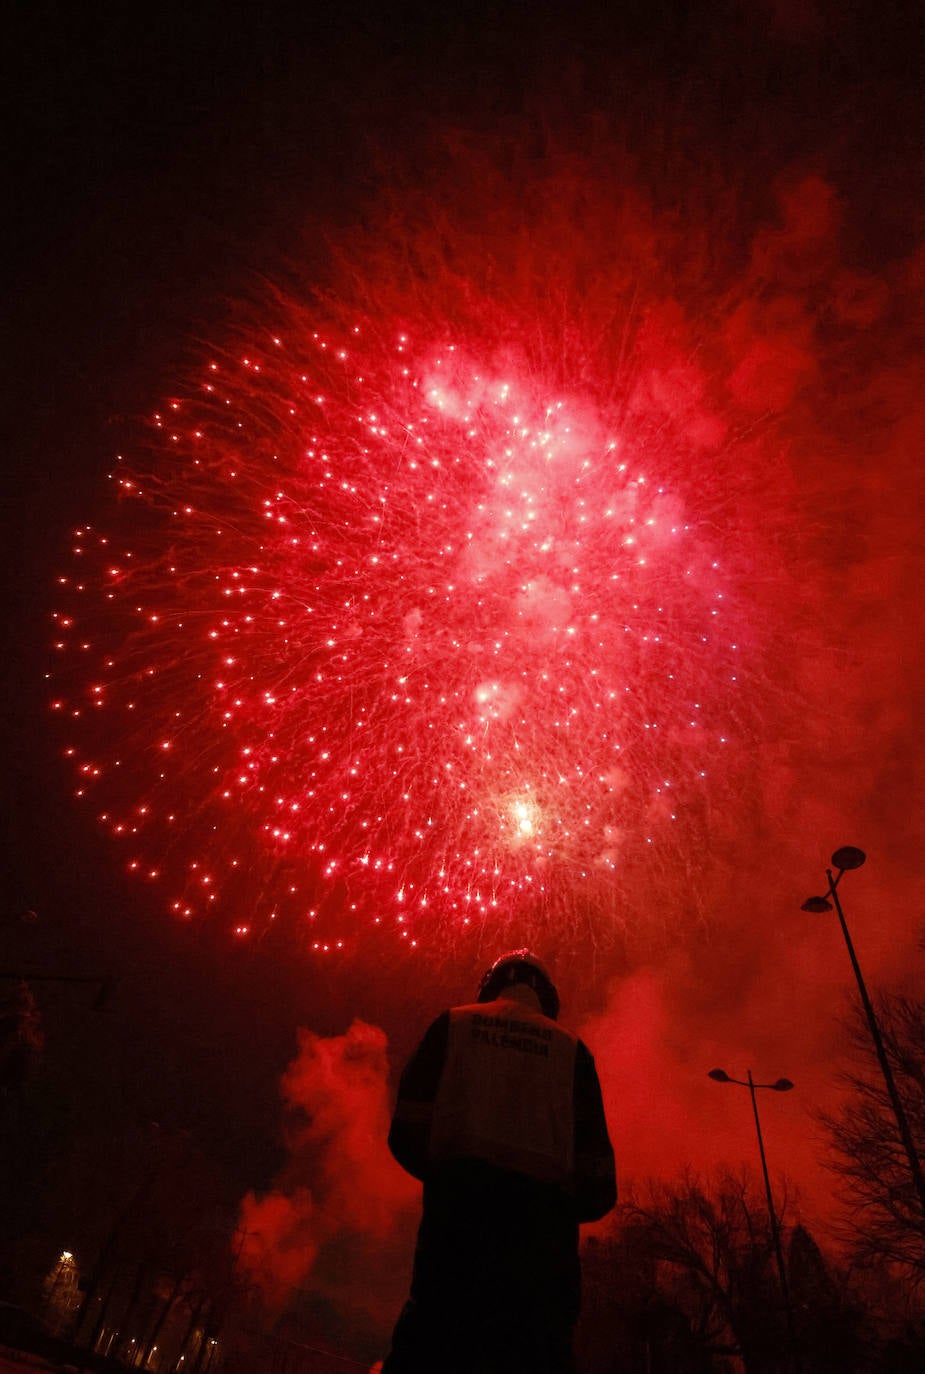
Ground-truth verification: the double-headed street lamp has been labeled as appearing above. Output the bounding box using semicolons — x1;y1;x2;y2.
709;1067;798;1371
801;845;925;1220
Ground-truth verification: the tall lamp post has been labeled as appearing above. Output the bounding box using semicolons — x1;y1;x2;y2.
708;1067;799;1371
801;845;925;1219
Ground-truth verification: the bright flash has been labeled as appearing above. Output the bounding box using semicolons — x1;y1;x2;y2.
509;796;540;839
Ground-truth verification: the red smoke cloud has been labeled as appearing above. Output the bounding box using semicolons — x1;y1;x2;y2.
239;1020;418;1338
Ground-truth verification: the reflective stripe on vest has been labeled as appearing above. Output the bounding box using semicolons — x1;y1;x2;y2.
428;998;578;1185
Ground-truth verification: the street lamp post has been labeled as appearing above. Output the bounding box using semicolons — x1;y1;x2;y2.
708;1067;799;1372
801;845;925;1220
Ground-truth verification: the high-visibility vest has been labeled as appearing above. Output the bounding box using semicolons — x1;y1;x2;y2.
427;997;579;1186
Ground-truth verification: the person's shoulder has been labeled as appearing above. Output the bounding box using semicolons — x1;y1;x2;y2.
408;1008;451;1056
449;999;487;1015
422;1008;452;1036
574;1038;606;1085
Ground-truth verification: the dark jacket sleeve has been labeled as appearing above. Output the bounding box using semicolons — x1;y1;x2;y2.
388;1011;450;1180
573;1039;617;1222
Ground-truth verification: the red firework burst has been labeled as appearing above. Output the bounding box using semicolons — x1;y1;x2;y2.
51;179;778;956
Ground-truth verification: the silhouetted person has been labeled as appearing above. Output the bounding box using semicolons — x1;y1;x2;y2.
383;950;616;1374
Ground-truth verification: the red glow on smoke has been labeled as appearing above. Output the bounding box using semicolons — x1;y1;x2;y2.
238;1020;416;1312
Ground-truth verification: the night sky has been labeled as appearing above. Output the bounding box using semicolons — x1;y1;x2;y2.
2;0;924;1358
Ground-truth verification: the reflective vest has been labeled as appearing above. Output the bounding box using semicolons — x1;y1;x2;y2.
427;997;579;1186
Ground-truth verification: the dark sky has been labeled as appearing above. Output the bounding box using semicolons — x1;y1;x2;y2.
1;0;924;1350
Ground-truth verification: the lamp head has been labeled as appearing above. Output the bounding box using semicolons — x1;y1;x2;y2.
801;895;833;913
771;1078;794;1092
831;845;866;872
708;1068;731;1082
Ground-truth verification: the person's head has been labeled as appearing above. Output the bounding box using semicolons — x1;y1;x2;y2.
476;949;560;1020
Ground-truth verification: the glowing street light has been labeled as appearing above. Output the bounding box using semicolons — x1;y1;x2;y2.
801;845;925;1219
708;1067;798;1371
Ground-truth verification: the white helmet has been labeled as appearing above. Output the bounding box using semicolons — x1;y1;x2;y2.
476;949;560;1020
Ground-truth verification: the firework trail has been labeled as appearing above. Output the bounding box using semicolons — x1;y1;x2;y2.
51;152;797;957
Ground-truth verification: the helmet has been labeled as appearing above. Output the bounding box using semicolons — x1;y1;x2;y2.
477;949;560;1020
